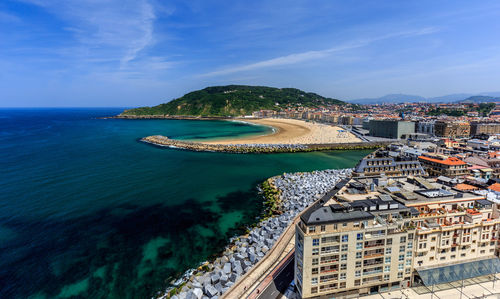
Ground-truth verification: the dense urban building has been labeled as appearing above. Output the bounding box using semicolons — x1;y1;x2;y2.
295;174;500;298
434;121;470;138
418;153;468;177
471;122;500;136
295;179;417;298
369;120;415;139
353;150;426;177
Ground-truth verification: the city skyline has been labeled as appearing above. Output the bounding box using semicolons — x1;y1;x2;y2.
2;0;500;107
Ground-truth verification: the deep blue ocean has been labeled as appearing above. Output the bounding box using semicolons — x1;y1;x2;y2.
0;108;370;299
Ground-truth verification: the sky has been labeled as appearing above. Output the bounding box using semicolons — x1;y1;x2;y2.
1;0;500;107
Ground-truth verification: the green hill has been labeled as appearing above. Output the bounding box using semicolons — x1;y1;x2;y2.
119;85;345;117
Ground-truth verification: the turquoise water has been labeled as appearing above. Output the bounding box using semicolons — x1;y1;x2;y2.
0;108;371;299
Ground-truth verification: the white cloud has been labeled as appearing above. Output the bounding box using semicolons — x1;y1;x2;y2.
18;0;156;67
199;27;439;77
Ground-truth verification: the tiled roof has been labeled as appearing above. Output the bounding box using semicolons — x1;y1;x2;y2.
419;155;466;166
488;183;500;192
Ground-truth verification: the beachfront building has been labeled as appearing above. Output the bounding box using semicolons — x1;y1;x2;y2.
470;122;500;136
353;149;426;177
418;153;468;177
434;121;470;138
295;183;416;298
295;175;500;298
368;120;415;139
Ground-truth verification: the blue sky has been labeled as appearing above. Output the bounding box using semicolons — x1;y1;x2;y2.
1;0;500;107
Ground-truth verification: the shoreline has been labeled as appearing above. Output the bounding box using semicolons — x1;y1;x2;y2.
158;168;353;299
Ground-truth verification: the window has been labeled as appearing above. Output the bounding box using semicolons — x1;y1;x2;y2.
398;272;403;278
405;268;411;274
405;259;411;266
398;264;404;271
334;224;338;230
357;233;363;240
311;277;318;285
356;252;362;259
356;242;363;250
400;236;407;243
311;287;318;294
342;235;349;242
355;270;361;277
406;251;412;257
399;245;405;252
312;258;318;266
387;238;393;245
386;248;392;254
341;263;347;270
342;244;348;252
312;238;320;246
384;265;390;272
312;248;319;256
407;242;413;249
320;225;326;232
356;261;362;268
343;223;347;227
340;273;346;280
399;254;404;261
384;274;390;281
312;268;318;274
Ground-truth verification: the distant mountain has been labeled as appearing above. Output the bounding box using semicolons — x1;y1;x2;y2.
119;85;345;117
458;95;500;103
350;94;426;104
350;92;500;104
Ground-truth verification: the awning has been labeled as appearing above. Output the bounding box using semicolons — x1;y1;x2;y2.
417;258;500;286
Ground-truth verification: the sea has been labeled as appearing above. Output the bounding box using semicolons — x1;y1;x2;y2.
0;108;371;299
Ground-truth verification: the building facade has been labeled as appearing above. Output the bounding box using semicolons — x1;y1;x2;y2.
369;120;415;139
353;150;426;177
470;122;500;136
295;176;500;298
418;153;468;177
434;121;470;138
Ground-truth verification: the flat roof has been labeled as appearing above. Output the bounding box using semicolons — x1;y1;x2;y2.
417;257;500;286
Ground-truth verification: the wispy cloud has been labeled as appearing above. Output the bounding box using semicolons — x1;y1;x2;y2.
0;11;22;23
18;0;156;68
198;27;439;77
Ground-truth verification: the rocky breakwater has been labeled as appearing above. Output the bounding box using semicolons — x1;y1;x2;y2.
142;135;309;153
160;168;352;299
142;135;384;154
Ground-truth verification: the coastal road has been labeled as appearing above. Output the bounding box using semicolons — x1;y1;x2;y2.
250;250;295;299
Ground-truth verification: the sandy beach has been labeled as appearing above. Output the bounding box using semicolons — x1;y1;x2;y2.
202;118;361;145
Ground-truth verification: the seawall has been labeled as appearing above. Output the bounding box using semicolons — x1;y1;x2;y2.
141;135;390;154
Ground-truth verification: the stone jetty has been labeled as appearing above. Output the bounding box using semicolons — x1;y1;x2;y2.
158;168;352;299
142;135;387;154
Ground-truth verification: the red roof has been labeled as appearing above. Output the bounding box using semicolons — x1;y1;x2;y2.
488;183;500;192
418;155;466;166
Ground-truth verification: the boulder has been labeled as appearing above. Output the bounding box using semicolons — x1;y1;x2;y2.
204;284;219;297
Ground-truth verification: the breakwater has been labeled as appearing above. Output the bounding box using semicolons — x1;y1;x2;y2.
142;135;389;154
159;168;352;299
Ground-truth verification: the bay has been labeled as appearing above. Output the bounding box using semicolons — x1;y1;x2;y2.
0;108;370;298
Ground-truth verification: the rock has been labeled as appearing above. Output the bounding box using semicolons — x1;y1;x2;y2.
223;263;231;274
188;288;203;299
204;284;219;297
214;282;223;293
261;245;269;253
210;274;220;284
219;273;228;284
